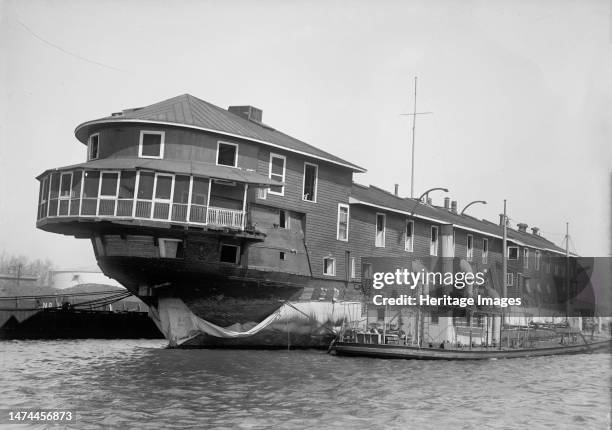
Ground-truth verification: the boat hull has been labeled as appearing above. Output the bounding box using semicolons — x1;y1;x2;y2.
332;339;612;360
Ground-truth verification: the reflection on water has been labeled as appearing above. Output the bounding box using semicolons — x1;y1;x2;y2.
1;340;610;429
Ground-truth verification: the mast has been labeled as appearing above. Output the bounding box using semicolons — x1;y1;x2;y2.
500;199;508;349
410;77;417;198
565;222;570;321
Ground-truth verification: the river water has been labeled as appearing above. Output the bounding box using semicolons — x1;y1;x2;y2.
0;339;610;429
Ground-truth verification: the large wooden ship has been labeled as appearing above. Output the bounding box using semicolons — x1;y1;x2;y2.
36;94;591;348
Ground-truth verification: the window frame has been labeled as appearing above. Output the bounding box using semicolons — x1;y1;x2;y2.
350;257;356;279
323;257;336;276
405;219;414;252
159;238;183;259
535;250;541;270
375;213;386;248
302;162;319;202
506;272;514;286
88;133;100;161
219;244;241;264
216;141;239;167
138;131;165;159
523;248;529;269
430;226;439;256
279;209;289;229
482;238;489;264
268;153;286;196
337;203;349;241
508;246;519;260
466;234;474;262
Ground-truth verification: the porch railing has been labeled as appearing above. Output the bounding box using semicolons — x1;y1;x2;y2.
41;195;246;230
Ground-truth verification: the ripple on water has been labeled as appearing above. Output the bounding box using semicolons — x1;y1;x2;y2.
1;340;611;429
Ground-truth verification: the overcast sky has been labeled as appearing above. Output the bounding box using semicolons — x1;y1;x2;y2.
1;0;611;270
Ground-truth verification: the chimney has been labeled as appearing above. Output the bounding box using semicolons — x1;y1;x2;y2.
450;200;457;213
517;223;528;233
444;197;450;210
531;227;540;236
228;105;263;123
394;184;399;196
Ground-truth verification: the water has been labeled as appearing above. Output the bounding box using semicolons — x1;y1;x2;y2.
1;340;610;429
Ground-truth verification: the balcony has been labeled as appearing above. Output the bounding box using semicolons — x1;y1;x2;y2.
37;168;253;231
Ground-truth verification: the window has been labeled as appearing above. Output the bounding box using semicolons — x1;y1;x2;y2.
535;250;541;270
138;131;164;159
375;213;386;247
506;273;514;286
268;153;286;195
88;133;99;160
217;141;238;167
220;244;240;264
350;257;356;279
159;238;183;259
508;246;519;260
278;210;289;229
405;220;414;252
337;204;349;241
99;172;119;215
303;162;318;202
280;252;286;260
323;257;336;276
523;248;529;269
482;238;489;264
467;234;474;262
430;226;439;256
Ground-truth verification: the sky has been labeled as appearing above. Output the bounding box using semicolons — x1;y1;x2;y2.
1;0;611;271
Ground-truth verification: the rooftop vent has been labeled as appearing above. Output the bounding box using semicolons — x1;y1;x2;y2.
450;200;457;214
228;105;263;123
394;184;399;197
517;223;528;233
444;197;450;210
531;227;540;236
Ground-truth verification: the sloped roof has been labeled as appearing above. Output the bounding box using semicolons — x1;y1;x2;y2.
74;94;366;173
37;157;278;186
350;183;567;254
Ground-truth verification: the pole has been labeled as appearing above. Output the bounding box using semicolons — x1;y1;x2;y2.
500;199;508;349
565;222;570;322
410;77;417;198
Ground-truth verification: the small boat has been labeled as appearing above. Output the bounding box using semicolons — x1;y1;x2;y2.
330;329;612;360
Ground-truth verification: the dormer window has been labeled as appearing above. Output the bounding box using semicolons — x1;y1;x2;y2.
139;131;164;159
88;133;99;160
217;142;238;167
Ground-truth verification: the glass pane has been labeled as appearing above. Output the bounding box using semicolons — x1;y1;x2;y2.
60;174;72;197
173;175;190;203
83;171;100;198
100;173;119;196
50;173;60;199
217;144;236;166
155;176;172;200
71;171;82;198
303;164;316;200
137;172;154;199
192;177;208;205
119;171;136;198
271;157;284;175
141;133;161;157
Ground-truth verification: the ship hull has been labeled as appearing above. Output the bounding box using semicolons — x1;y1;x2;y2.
97;255;364;348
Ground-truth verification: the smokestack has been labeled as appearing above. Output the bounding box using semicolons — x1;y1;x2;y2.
531;227;540;236
517;223;528;233
394;184;399;196
450;200;457;214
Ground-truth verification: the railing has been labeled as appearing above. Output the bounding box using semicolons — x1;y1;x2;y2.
40;195;246;230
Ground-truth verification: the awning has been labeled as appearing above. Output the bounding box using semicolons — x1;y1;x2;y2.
36;158;279;186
